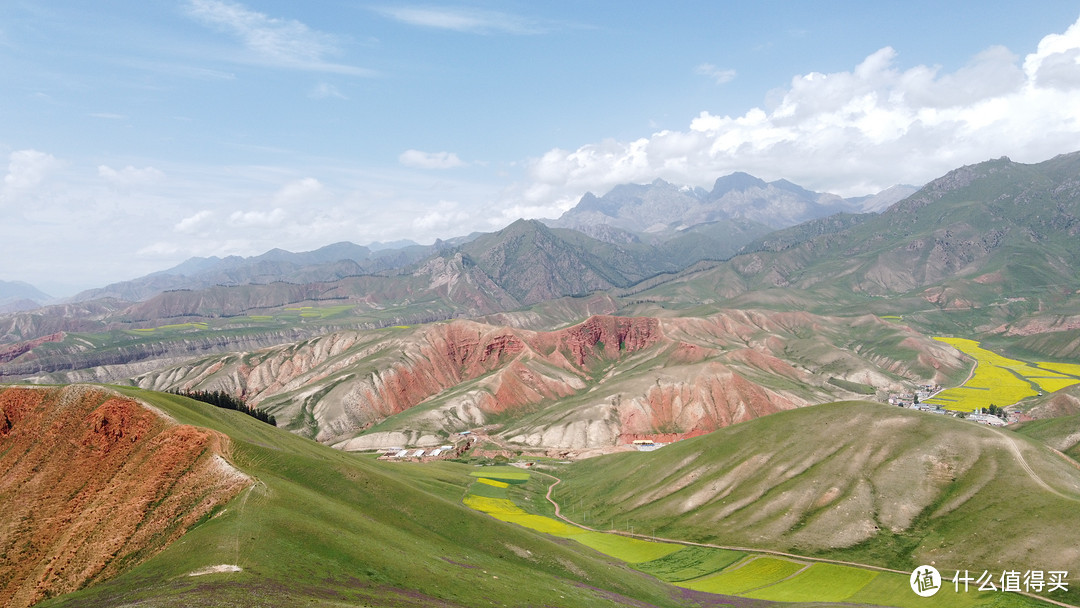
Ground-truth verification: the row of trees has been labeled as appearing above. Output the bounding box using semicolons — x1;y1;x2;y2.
169;389;277;426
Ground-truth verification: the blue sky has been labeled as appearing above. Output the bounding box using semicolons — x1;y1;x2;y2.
3;1;1080;295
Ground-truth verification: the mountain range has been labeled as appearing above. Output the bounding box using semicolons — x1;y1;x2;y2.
4;153;1080;608
8;171;912;310
547;173;916;237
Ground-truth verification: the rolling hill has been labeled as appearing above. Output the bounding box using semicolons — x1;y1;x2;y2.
556;400;1080;601
1;384;719;608
0;385;249;608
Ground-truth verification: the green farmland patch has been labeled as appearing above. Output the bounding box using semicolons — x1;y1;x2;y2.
846;571;997;608
679;556;806;594
128;322;209;334
632;545;745;582
742;562;877;602
466;479;509;499
572;532;682;564
469;466;531;483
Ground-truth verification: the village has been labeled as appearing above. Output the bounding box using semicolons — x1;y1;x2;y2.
374;427;670;464
372;382;1033;465
886;383;1020;426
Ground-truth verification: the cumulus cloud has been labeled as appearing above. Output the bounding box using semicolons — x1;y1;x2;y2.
186;0;372;75
2;150;59;199
399;149;467;169
373;6;546;35
272;177;324;205
508;16;1080;206
695;63;736;84
175;210;215;233
412;200;470;231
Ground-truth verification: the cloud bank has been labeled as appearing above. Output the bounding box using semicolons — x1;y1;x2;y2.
503;16;1080;223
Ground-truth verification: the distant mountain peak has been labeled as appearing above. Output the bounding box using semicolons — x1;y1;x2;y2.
710;172;768;196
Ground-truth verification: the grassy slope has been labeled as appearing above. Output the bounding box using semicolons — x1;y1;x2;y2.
471;462;1054;608
556;401;1080;605
1014;414;1080;460
611;155;1080;357
34;387;694;608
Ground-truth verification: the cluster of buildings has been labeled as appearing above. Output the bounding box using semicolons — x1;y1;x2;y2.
380;445;455;460
886;384;1020;426
632;439;664;452
887;384;942;408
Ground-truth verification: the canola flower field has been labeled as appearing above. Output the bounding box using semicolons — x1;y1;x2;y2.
924;338;1080;412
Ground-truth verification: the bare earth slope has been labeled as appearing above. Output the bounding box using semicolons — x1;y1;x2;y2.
0;385;250;608
133;312;967;451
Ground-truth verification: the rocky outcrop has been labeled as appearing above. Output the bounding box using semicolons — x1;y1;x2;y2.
0;332;64;364
0;385;250;608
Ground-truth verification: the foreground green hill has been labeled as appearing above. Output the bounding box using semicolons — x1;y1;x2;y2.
556;401;1080;606
17;385;697;608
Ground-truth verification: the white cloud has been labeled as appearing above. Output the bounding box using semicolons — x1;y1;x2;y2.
272;177;324;205
695;63;736;84
374;6;546;34
175;210;215;233
186;0;373;75
228;207;287;227
506;16;1080;205
2;149;59;197
412;200;470;231
98;164;166;186
399;149;466;169
136;242;181;257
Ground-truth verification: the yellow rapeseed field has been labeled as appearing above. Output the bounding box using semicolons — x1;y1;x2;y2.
925;338;1080;411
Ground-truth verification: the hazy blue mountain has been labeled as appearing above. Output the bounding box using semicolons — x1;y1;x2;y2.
548;173;915;246
0;280;53;311
70;241;433;303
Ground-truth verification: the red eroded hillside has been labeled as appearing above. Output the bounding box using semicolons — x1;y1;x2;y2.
136;311;966;450
0;385;250;608
340;315;661;425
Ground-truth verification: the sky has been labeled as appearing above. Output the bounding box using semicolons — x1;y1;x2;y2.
3;1;1080;296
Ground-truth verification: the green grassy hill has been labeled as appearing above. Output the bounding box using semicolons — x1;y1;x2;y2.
555;401;1080;606
27;386;696;608
1014;413;1080;460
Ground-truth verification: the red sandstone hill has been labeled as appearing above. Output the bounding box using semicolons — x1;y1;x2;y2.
0;385;250;608
133;312;968;451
